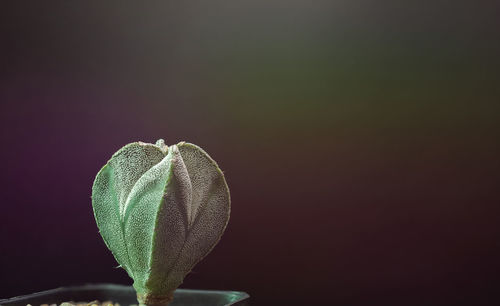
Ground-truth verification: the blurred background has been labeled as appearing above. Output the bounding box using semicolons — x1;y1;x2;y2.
1;1;499;305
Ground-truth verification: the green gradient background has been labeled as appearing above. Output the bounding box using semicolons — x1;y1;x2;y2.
1;1;499;305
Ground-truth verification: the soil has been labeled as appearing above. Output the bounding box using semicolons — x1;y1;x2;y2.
32;301;126;306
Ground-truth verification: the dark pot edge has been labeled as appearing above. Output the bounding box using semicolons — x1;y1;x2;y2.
0;283;250;306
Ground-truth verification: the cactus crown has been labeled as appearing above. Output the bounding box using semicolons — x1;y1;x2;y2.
91;140;230;305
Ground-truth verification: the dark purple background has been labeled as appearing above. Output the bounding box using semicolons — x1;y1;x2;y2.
1;1;500;305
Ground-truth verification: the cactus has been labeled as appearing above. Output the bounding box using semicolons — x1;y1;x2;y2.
91;140;230;306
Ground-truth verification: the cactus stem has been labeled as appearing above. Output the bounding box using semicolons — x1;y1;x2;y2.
137;292;174;306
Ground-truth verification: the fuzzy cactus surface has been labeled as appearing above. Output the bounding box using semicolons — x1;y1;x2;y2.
91;140;230;305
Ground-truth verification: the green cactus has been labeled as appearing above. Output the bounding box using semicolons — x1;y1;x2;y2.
91;140;230;305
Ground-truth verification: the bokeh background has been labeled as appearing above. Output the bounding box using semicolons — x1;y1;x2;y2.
1;1;499;305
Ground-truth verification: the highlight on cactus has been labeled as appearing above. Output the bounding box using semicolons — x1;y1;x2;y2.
91;139;230;306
